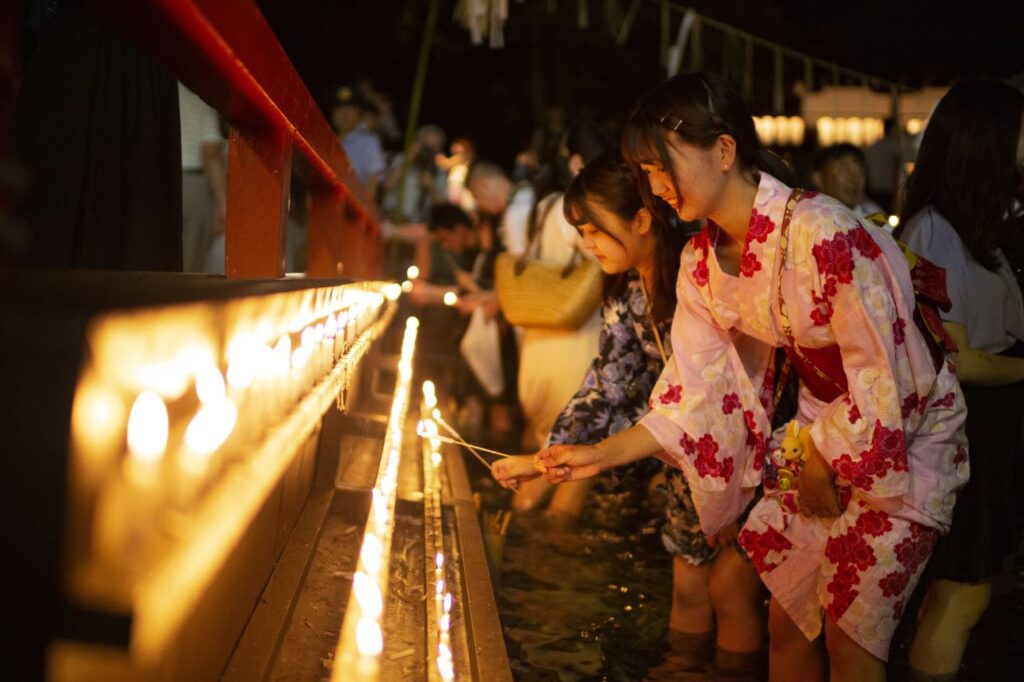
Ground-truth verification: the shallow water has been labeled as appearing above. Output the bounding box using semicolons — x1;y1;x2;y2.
473;469;674;681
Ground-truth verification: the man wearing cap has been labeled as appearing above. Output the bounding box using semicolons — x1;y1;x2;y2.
331;85;386;200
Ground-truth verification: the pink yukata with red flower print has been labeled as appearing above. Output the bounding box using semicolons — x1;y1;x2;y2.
639;173;968;661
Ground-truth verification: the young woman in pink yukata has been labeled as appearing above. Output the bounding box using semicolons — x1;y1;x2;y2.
536;72;969;681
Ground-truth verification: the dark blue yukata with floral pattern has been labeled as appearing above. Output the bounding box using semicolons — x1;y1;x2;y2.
547;272;670;447
547;271;714;564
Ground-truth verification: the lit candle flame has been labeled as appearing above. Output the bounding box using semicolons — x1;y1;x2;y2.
301;327;316;348
407;265;420;280
417;420;439;439
422;380;437;409
195;364;225;405
355;617;383;656
226;335;262;389
443;291;457;306
127;391;168;463
360;534;383;575
437;642;455;681
72;380;126;455
353;571;383;619
183;398;237;459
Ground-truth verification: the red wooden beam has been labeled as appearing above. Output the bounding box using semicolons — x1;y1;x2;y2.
83;0;382;278
224;124;291;278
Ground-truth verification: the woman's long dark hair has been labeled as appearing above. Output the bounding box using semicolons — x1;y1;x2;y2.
896;79;1024;271
620;72;796;219
563;150;685;323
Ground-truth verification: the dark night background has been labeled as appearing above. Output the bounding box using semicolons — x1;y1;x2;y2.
255;0;1024;166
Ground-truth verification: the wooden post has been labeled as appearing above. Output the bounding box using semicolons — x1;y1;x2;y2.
307;189;383;280
338;206;383;280
224;125;292;278
305;185;345;278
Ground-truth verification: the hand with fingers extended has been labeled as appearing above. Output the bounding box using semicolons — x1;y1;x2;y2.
534;443;610;483
491;455;544;491
796;429;841;518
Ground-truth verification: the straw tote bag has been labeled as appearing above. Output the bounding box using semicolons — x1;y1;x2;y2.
495;194;604;330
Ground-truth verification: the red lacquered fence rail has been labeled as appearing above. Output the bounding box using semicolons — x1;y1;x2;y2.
84;0;383;279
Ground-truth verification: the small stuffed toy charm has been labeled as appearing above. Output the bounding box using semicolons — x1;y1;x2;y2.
769;448;791;491
779;420;807;463
775;420;809;491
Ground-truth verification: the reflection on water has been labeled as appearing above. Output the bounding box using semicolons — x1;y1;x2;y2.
478;471;673;681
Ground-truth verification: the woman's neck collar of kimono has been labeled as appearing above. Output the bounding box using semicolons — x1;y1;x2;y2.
635;249;658;299
707;168;760;248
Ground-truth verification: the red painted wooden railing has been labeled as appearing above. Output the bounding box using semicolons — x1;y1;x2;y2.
84;0;383;279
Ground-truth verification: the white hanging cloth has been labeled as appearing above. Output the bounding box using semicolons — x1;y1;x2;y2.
666;9;696;77
455;0;510;48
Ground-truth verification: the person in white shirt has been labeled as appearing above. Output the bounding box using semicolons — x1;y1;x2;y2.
466;162;602;518
178;83;226;273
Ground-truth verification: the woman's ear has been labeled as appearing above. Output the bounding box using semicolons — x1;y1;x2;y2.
717;134;738;172
634;207;653;235
568;153;585;178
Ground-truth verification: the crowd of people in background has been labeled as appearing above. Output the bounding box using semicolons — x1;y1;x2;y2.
8;7;1023;675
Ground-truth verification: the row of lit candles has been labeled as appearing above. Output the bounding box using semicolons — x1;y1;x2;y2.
334;316;420;680
81;286;397;581
421;381;455;681
122;290;392;495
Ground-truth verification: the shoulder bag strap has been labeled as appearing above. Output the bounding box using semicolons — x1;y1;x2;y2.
774;189;846;406
514;191;560;275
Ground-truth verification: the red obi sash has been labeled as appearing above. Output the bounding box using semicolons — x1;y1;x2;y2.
905;251;958;371
783;344;847;403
